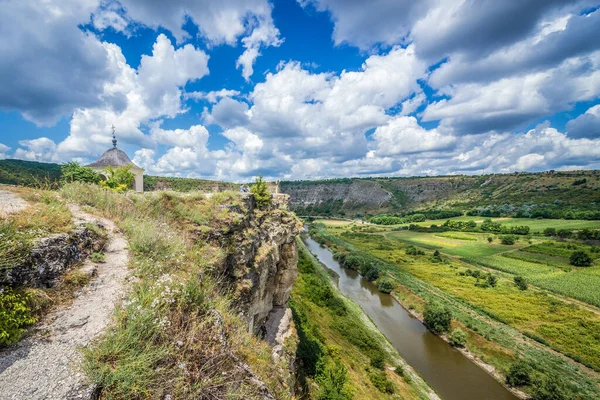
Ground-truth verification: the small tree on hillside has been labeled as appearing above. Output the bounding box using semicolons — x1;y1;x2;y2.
251;174;272;208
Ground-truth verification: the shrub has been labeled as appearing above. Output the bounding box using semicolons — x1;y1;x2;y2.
543;228;556;237
487;236;493;243
570;250;592;267
500;235;516;245
448;328;467;347
530;375;569;400
250;174;272;208
360;263;379;281
315;361;352;400
486;273;498;287
506;360;532;387
377;278;394;294
368;369;394;394
514;275;528;290
60;162;101;185
0;288;37;345
423;302;452;334
370;351;386;370
100;165;135;193
405;245;424;256
431;249;442;262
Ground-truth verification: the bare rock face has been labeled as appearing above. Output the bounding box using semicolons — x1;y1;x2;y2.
212;194;302;334
0;224;103;287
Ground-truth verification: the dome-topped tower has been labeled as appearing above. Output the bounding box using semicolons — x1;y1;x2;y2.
86;126;144;192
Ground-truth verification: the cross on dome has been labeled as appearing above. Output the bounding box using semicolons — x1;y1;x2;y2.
111;125;117;149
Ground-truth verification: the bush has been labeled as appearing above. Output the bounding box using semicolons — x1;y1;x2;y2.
100;165;135;193
570;250;592;267
377;278;394;294
360;263;379;281
423;302;452;334
487;236;493;243
60;162;101;185
431;249;442;262
486;273;498;287
506;360;532;387
370;351;386;369
0;288;37;345
500;235;517;245
250;174;272;209
448;328;467;347
315;361;352;400
514;275;528;290
368;369;394;394
530;375;569;400
405;245;424;256
543;228;556;237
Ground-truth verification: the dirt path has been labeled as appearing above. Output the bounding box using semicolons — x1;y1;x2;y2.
0;188;28;217
0;204;129;400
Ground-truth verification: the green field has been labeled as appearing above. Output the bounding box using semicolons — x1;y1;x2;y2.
390;217;600;231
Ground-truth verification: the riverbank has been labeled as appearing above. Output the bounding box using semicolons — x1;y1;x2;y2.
291;238;437;399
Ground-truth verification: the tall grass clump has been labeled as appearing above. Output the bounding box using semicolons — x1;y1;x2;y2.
60;183;292;399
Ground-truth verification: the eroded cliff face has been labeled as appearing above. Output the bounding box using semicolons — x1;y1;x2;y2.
206;194;302;337
281;176;478;213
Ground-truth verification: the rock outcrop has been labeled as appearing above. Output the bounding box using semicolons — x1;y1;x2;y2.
210;194;302;335
0;224;104;288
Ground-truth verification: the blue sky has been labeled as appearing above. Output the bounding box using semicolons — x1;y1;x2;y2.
1;0;600;181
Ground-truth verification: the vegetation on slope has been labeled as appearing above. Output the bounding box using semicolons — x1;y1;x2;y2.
0;159;61;187
60;183;295;399
310;222;600;400
292;241;432;400
282;170;600;218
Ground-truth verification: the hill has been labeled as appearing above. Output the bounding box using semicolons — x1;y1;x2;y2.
280;171;600;218
0;159;235;192
0;159;62;187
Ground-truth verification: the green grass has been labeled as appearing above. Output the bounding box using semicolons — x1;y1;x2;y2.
434;231;478;241
386;230;514;258
311;224;600;399
292;241;432;400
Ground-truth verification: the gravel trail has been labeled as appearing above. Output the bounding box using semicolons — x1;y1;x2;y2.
0;204;129;400
0;189;28;217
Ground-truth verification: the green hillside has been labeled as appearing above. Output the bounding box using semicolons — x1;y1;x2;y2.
0;159;62;187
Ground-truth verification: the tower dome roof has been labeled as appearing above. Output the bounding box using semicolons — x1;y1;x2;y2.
87;148;139;168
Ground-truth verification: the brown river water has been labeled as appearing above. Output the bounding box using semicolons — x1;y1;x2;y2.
304;235;517;400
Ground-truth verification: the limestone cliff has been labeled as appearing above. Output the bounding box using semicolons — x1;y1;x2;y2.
201;193;302;337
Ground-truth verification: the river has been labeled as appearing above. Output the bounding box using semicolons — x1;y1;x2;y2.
303;235;517;400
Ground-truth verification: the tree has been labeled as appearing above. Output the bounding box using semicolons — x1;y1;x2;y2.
500;235;516;245
449;328;467;347
100;165;135;193
377;278;394;294
250;174;272;208
423;302;452;334
60;162;101;184
514;275;528;290
506;360;532;387
431;249;442;262
487;273;498;287
570;250;592;267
